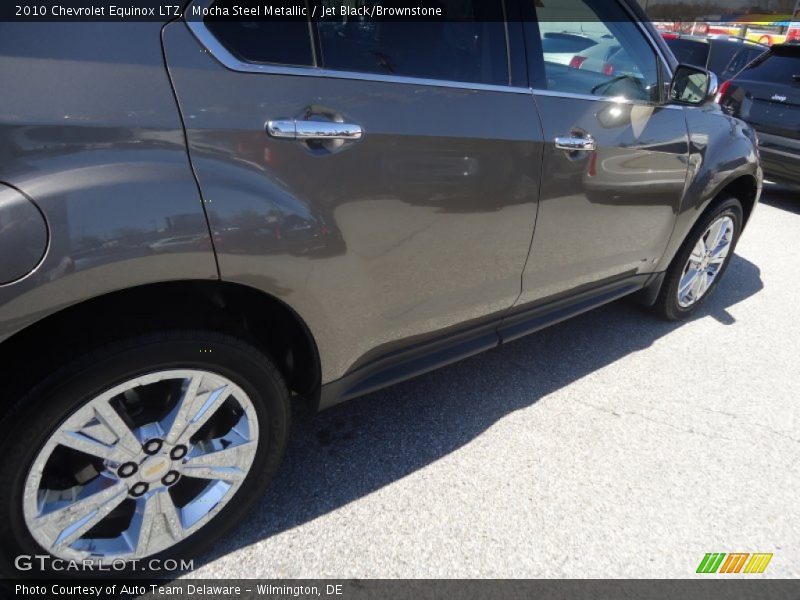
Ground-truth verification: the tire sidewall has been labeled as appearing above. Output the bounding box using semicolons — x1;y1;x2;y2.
0;333;289;578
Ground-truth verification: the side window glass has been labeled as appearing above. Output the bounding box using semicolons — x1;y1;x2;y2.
203;0;314;66
744;52;799;84
707;43;739;77
533;0;659;102
719;46;757;81
315;1;509;85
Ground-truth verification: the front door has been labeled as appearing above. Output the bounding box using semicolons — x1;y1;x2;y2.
518;0;690;305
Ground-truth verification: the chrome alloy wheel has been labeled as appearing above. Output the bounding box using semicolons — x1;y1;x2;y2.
22;369;259;562
677;215;735;308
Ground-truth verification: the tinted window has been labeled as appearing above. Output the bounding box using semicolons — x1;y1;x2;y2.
706;41;741;75
204;0;314;66
742;51;800;84
316;1;509;85
717;45;767;81
664;38;710;69
534;0;660;102
541;33;598;54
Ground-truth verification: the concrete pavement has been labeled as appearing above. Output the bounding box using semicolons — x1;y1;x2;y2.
186;185;799;579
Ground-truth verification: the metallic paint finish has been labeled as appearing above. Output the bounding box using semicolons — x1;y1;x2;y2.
653;106;762;273
0;23;217;342
0;184;48;284
518;94;690;305
163;22;544;383
0;17;762;404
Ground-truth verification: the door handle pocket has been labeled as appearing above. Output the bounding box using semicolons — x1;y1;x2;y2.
554;135;596;152
267;119;363;141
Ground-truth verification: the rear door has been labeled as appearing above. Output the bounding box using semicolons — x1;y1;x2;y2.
163;1;544;381
517;0;689;305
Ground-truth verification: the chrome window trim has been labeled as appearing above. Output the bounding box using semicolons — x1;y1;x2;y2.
184;0;682;105
184;3;528;95
531;88;683;110
617;0;675;81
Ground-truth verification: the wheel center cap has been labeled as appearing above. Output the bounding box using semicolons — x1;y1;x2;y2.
139;456;171;483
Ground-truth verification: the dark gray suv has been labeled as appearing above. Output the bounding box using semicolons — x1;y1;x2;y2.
0;0;761;573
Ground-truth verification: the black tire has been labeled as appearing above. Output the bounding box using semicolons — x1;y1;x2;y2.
653;196;743;321
0;330;290;577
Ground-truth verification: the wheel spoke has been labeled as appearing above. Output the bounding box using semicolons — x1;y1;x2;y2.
133;493;159;558
695;236;708;258
679;267;699;297
689;241;705;265
164;375;233;445
706;219;725;254
55;429;130;463
157;488;184;541
692;271;708;298
93;402;142;455
133;490;184;557
182;442;255;483
54;401;140;463
24;369;258;562
36;481;127;551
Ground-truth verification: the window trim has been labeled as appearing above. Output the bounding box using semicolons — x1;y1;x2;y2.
185;0;526;94
522;0;676;106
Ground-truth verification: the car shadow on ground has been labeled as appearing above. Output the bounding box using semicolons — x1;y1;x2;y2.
761;184;799;215
193;253;762;571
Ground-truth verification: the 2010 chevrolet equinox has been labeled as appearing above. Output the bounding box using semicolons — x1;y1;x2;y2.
0;0;761;573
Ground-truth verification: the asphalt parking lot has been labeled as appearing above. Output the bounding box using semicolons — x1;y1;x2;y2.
186;185;799;579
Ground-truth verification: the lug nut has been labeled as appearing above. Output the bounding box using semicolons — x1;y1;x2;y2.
170;445;188;460
143;439;163;455
130;482;149;497
161;471;180;486
117;462;138;478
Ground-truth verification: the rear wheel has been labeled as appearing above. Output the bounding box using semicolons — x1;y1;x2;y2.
0;330;289;575
653;197;743;320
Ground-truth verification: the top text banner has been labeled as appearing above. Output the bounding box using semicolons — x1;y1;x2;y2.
2;0;674;23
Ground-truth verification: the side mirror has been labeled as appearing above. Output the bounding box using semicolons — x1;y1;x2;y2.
669;64;719;105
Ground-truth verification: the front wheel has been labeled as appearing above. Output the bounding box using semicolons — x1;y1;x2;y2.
653;197;743;320
0;330;290;575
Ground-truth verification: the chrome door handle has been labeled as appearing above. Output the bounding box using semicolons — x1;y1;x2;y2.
554;135;596;152
267;120;363;141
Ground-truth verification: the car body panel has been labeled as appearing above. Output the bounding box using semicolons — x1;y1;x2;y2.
0;23;217;344
0;6;762;409
0;183;49;285
519;94;690;305
654;104;762;273
163;21;544;384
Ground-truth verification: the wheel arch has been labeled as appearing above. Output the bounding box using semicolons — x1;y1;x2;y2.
639;174;758;306
717;173;759;228
0;280;322;408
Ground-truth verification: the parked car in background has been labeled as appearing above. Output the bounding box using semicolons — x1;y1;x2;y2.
568;41;639;78
664;34;768;81
718;43;800;186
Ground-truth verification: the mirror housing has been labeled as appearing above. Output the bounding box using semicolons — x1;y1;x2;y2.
669;64;718;105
